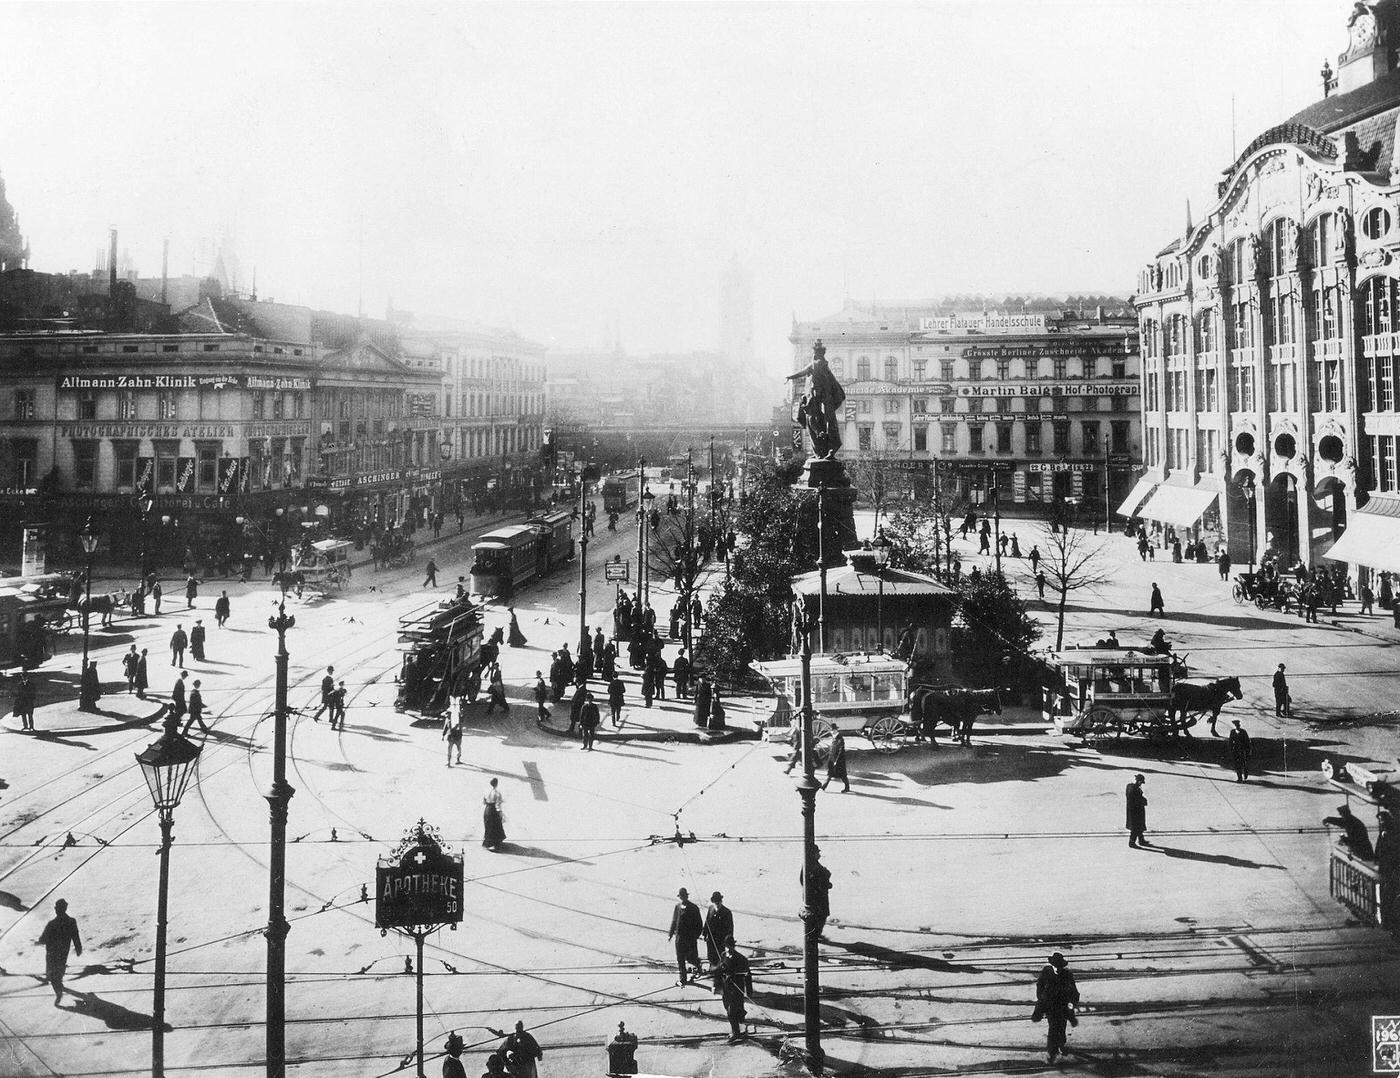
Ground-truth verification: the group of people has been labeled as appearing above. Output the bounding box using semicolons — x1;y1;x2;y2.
666;888;752;1042
441;1020;544;1078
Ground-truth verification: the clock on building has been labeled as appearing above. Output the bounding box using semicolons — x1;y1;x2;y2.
1350;10;1377;50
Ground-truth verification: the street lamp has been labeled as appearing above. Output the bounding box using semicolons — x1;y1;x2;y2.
138;491;155;582
872;528;892;650
990;486;1001;578
135;714;202;1078
640;486;656;606
635;458;648;610
78;517;99;711
1240;478;1257;573
265;587;297;1077
577;463;590;661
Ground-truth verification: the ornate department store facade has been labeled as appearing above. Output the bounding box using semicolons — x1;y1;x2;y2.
1133;1;1400;581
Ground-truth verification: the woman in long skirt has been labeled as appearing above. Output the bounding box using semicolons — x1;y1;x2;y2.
507;608;528;648
482;777;506;850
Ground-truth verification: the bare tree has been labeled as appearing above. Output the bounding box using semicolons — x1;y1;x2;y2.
847;452;904;533
1038;524;1114;650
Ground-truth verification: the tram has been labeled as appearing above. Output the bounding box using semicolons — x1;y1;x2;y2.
601;471;642;513
469;509;575;597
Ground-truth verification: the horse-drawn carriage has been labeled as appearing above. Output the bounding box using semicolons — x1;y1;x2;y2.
394;596;484;716
1043;646;1242;742
0;574;74;669
290;539;354;597
373;531;416;571
1232;572;1297;613
751;653;1004;754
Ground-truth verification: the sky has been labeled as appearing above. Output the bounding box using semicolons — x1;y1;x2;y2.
0;1;1345;373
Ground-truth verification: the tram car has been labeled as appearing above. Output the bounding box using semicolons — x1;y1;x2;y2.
394;595;485;715
601;470;641;514
469;509;575;597
1042;647;1176;741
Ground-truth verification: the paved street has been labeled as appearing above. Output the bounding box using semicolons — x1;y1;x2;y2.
2;513;1398;1077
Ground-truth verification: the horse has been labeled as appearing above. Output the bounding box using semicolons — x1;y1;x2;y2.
1167;676;1243;737
69;592;126;628
913;687;1003;746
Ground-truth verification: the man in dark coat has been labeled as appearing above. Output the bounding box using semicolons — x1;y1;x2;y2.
1148;582;1165;616
1324;803;1374;859
312;665;335;722
716;938;753;1042
182;679;210;735
169;624;188;667
214;590;231;627
170;670;188;721
579;692;601;750
1272;663;1289;717
651;653;668;701
672;649;691;698
577;632;594;683
703;892;734;978
37;898;82;1005
607;676;626;726
79;660;101;712
822;730;850;792
14;672;37;731
123;645;140;693
1125;773;1149;848
1033;952;1080;1064
533;672;550;724
693;676;712;728
568;681;588;736
1227;719;1251;782
135;648;149;700
666;887;705;986
549;651;567;702
801;848;832;941
499;1021;542;1078
641;662;656;708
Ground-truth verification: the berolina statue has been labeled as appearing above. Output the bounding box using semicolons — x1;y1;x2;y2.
786;339;846;459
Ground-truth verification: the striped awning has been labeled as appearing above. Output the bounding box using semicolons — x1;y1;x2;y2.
1323;512;1400;573
1139;484;1218;529
1115;476;1156;518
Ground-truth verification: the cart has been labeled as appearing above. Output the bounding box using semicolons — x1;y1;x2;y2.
1232;572;1296;612
292;539;354;596
752;653;912;754
1043;647;1179;741
373;532;416;571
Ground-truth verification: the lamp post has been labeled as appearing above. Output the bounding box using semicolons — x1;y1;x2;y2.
138;491;155;582
990;486;1001;578
793;595;824;1074
135;714;202;1078
640;486;655;605
1241;478;1256;573
577;464;589;658
872;528;892;650
79;517;99;711
635;457;647;610
266;578;297;1078
685;449;696;649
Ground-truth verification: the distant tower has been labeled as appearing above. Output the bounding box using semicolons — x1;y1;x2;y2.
718;254;755;367
0;169;26;271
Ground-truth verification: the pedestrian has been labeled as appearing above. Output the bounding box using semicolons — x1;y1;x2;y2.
1137;535;1148;562
1125;773;1149;848
1148;582;1164;616
185;574;198;608
190;619;206;662
482;777;506;850
152;579;163;614
666;888;705;986
1010;534;1022;558
1029;545;1040;572
822;730;850;792
214;590;231;628
1227;719;1251;782
123;644;139;693
1171;537;1182;563
533;672;550;724
423;558;438;588
641;662;655;708
36;898;82;1006
579;691;601;750
578;631;594;681
442;1031;467;1078
568;681;587;735
707;688;726;731
1324;803;1374;859
652;653;669;701
693;676;712;728
592;627;606;671
182;679;210;735
13;671;37;731
443;709;463;766
170;669;188;720
135;648;149;699
313;665;336;721
980;530;991;555
79;659;101;712
1361;581;1376;615
781;705;801;773
508;607;528;647
549;650;567;703
715;938;752;1043
1032;951;1081;1064
1035;570;1047;600
1272;663;1289;718
330;680;348;729
170;623;188;667
607;675;625;726
1218;550;1232;582
500;1021;543;1078
703;892;734;979
485;665;509;715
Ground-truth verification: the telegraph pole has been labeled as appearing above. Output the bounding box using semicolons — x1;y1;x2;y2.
265;593;296;1078
635;457;646;609
578;467;589;655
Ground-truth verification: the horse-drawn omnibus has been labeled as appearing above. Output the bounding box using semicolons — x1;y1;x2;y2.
394;596;485;716
291;539;354;596
1042;646;1241;741
0;575;74;669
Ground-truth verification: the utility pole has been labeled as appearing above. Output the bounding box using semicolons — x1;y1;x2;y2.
796;582;825;1073
265;593;296;1078
708;436;716;536
991;486;1001;578
685;448;696;650
1104;442;1112;534
578;468;589;656
635;457;646;610
817;485;827;653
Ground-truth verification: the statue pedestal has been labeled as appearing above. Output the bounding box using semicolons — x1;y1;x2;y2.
794;456;858;568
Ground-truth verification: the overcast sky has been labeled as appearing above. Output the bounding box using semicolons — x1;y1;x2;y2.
2;1;1343;371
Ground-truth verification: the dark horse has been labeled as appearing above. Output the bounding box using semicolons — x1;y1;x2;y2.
1167;676;1243;736
913;687;1003;746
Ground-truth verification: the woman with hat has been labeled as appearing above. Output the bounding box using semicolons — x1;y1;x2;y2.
441;1032;466;1078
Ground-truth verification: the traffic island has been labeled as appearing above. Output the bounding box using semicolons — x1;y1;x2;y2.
1;689;166;736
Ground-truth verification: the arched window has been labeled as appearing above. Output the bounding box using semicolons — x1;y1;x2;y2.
1308;212;1333;268
856;356;871;381
1363;275;1400;336
1227;238;1249;287
1165;314;1188;357
1266;218;1296;277
1195;309;1218;353
1141;319;1160;359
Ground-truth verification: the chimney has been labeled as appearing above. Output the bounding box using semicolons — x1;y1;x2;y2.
1097;305;1105;324
161;237;169;305
108;228;118;295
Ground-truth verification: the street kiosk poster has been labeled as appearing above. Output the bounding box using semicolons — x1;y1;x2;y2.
375;819;464;930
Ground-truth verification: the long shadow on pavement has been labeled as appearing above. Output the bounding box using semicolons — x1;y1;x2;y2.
1140;843;1286;870
66;989;164;1032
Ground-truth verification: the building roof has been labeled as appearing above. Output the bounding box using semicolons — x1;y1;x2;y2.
792;563;955;599
1288;66;1400;133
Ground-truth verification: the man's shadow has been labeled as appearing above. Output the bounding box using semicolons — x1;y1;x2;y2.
65;990;167;1032
1143;843;1285;871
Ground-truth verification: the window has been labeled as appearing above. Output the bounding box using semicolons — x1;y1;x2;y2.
196;443;219;490
967;396;983;414
1266;218;1295;277
940;397;954;414
941;361;954;381
1227;238;1249;286
912;398;928;414
884;357;898;381
1231;301;1253;347
1112;393;1129;412
1025;423;1042;454
72;439;98;488
1232;364;1256;411
883;422;902;444
884;397;901;414
9;438;38;488
273;393;285;419
117;390;136;419
162;344;179;354
1364;207;1392;241
967;360;982;381
997;424;1012;452
1053;422;1070;453
78;391;97;420
155;441;178;490
994;396;1009;413
158;391;177;419
1196;311;1217;353
913;425;928;451
252;392;266;420
858;425;873;451
203;343;220;353
1111;421;1129;454
1025;358;1040;377
1112;357;1126;378
14;388;34;419
1310;212;1333;268
913;360;926;381
996;360;1010;380
1196;366;1218;411
1198;427;1218;473
1268;292;1295;346
1084;356;1099;377
1363;275;1397;336
289;439;304;481
339;398;350;419
968;425;983;453
857;399;872;414
941;425;956;453
1053;358;1068;379
856;357;871;380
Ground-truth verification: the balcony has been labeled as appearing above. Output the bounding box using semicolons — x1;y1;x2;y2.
1267;343;1298;363
1362;332;1400;356
1329;844;1381;926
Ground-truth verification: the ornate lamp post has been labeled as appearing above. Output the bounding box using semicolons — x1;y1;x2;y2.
135;715;203;1078
138;491;155;582
265;576;297;1077
634;457;647;609
640;486;655;605
872;528;892;649
78;517;99;710
1240;478;1256;573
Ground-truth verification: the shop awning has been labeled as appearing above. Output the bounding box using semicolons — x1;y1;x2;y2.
1323;512;1400;573
1139;484;1218;529
1115;476;1156;518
